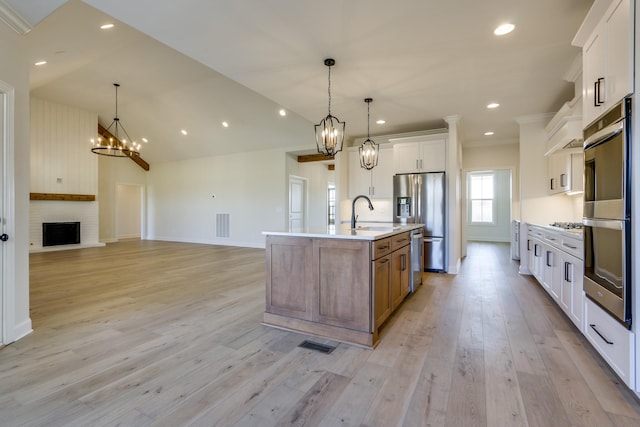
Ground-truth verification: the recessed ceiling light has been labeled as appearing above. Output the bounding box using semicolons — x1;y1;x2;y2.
142;138;148;143
494;23;515;36
376;119;386;125
487;102;500;109
222;121;229;128
484;131;495;136
279;109;286;117
100;23;114;30
34;60;47;66
181;129;188;136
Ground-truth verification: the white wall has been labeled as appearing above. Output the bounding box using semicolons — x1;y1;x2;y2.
517;114;579;225
29;98;102;250
0;22;32;343
286;154;335;229
146;148;288;248
465;169;512;242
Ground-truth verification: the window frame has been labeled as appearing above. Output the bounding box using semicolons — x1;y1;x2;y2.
468;171;496;225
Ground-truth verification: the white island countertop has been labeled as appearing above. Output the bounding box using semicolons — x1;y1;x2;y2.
263;223;424;241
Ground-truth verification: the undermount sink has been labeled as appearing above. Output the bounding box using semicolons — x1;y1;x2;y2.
355;225;401;231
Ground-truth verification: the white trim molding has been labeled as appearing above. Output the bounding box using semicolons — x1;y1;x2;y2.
0;1;31;34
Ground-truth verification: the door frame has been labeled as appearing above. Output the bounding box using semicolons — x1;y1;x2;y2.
116;183;145;240
0;80;16;344
461;166;515;257
288;175;308;232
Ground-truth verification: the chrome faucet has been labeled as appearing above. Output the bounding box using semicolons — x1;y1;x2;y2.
351;195;374;229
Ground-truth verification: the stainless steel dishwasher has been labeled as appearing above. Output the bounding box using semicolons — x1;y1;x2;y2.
410;228;424;292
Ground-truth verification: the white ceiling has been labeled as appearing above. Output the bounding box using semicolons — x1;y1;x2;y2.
9;0;594;165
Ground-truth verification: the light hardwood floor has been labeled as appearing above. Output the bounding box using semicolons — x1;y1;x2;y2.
1;240;639;426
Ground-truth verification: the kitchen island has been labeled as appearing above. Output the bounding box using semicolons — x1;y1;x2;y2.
262;224;424;348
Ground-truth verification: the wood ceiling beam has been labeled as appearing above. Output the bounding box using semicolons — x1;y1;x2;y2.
97;124;150;171
297;153;334;163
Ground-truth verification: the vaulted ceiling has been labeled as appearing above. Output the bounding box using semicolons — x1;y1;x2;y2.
5;0;593;164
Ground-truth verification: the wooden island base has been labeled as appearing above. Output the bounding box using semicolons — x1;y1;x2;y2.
263;226;419;348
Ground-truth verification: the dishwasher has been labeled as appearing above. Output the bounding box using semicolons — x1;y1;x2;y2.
410;228;424;292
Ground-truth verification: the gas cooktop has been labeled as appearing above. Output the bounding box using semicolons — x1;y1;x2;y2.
549;221;583;230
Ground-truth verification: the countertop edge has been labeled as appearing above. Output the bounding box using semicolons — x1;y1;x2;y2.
262;223;424;241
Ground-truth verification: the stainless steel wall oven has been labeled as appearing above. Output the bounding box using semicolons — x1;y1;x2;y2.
583;98;631;328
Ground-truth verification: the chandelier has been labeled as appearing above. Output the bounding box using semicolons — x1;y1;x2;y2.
359;98;379;170
314;58;345;156
90;83;141;157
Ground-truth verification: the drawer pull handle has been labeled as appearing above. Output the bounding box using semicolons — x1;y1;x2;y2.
590;324;614;345
379;245;389;250
563;243;577;250
380;259;389;264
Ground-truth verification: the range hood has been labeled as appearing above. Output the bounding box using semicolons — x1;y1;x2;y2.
545;96;583;156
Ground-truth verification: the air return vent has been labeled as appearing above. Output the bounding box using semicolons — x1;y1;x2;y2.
216;213;230;238
298;340;336;354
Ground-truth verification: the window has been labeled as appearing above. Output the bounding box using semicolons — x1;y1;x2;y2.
469;172;494;223
327;184;336;225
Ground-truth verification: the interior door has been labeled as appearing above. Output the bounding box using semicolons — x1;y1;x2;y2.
289;176;306;232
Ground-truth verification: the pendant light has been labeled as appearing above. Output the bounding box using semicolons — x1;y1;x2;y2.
314;58;345;156
359;98;379;170
90;83;141;157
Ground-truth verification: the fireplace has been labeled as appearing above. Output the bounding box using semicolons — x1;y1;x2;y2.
42;222;80;246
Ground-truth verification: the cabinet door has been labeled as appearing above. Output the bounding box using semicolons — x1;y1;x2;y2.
583;29;606;127
266;236;314;320
393;142;421;173
349;148;373;199
559;252;584;330
371;147;394;198
420;138;446;172
605;0;633;108
544;247;560;300
315;239;371;331
373;255;392;328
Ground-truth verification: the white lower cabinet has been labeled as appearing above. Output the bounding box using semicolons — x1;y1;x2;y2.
558;251;584;330
527;225;583;331
584;298;635;388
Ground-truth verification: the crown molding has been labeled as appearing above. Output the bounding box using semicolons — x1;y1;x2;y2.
0;1;31;34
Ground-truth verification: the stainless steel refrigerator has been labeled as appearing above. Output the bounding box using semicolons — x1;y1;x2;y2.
393;172;446;272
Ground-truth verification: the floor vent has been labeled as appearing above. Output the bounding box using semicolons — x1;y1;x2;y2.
298;340;336;354
216;213;230;238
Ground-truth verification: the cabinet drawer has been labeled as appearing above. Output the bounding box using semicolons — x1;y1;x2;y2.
391;232;411;251
372;237;392;259
560;235;582;259
584;298;634;387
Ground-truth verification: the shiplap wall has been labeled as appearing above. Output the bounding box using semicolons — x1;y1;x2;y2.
29;98;102;251
30;98;98;194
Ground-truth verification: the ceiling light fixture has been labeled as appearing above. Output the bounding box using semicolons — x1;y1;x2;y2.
90;83;141;158
222;121;229;128
314;58;345;157
376;119;386;125
34;60;47;66
487;102;500;109
181;129;188;135
494;23;515;36
484;131;495;136
359;98;379;170
279;109;286;117
100;23;114;29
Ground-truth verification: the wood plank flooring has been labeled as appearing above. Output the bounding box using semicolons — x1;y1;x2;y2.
1;240;639;426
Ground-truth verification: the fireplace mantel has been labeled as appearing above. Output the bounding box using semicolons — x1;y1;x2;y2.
30;193;95;202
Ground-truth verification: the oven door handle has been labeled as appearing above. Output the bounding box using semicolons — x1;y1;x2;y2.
583;218;624;230
583;120;623;150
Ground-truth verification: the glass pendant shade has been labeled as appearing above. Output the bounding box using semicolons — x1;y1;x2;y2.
315;58;345;156
359;98;378;170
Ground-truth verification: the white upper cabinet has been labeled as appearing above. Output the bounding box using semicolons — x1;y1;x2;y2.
348;145;393;199
581;0;633;127
391;135;446;174
547;152;583;195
